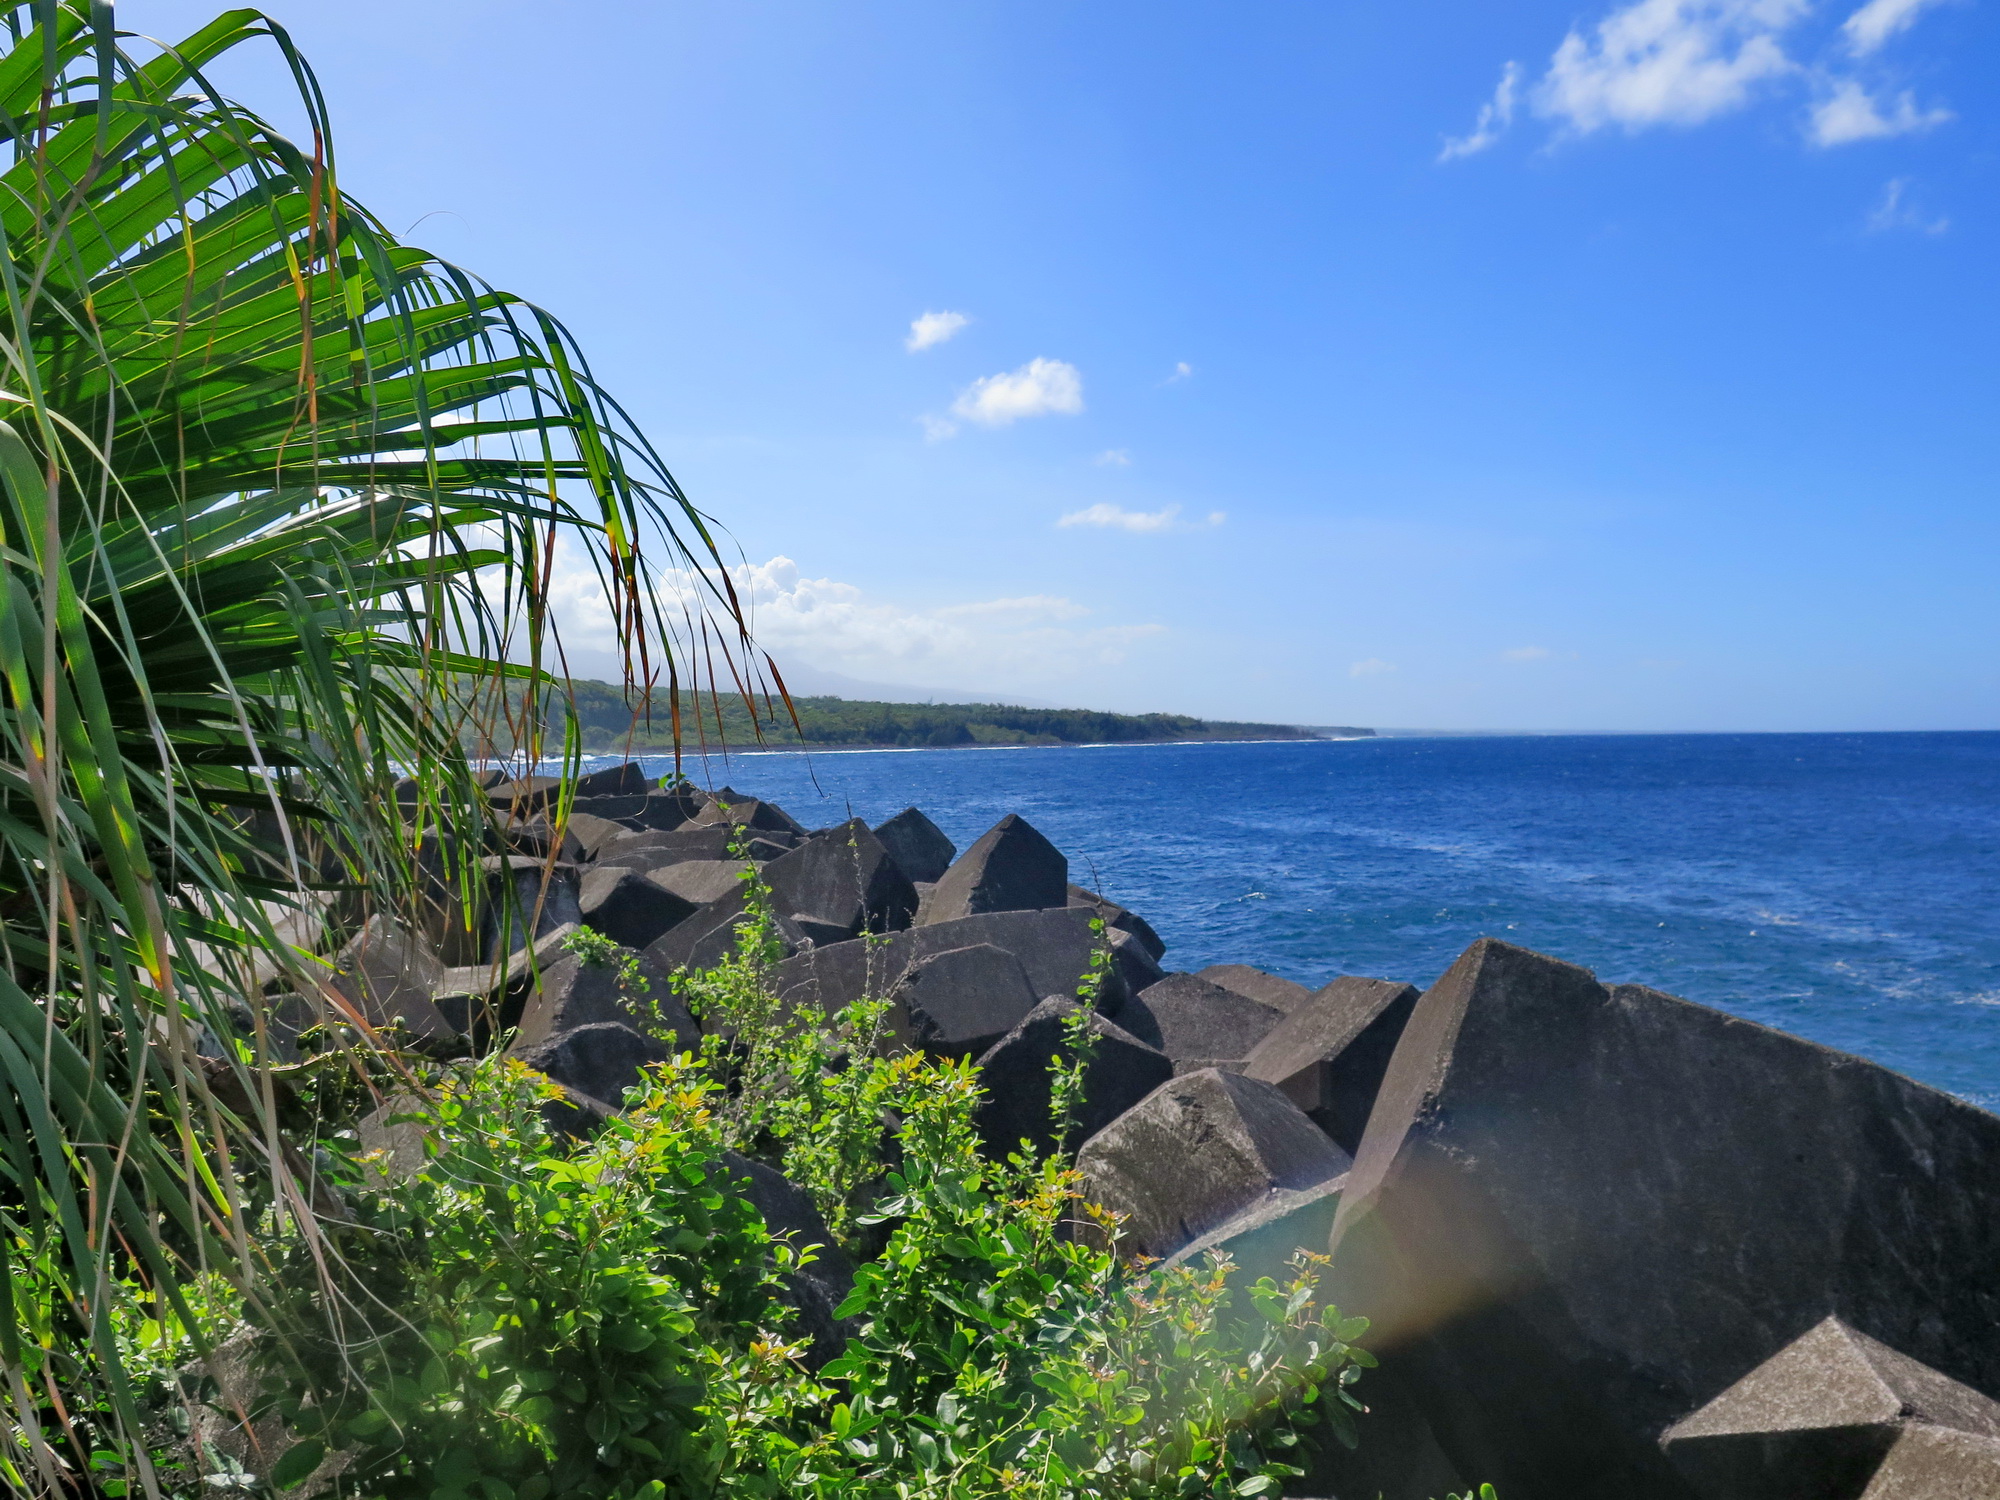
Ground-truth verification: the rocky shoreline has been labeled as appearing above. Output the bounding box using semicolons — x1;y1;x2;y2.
322;763;2000;1500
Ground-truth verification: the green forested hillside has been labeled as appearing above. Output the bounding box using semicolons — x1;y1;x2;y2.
542;679;1359;751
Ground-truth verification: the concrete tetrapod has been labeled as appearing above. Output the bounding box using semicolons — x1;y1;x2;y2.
971;996;1173;1158
1198;963;1312;1014
1239;975;1420;1153
922;813;1068;925
1324;937;2000;1500
871;806;956;885
1661;1317;2000;1500
761;818;918;939
1117;972;1288;1069
887;942;1043;1060
1078;1068;1351;1261
771;906;1160;1025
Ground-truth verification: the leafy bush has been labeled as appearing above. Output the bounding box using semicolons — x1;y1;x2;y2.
218;883;1382;1500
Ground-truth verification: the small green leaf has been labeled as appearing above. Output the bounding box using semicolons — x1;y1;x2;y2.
269;1440;325;1491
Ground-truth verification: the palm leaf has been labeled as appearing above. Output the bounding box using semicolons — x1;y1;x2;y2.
0;4;765;1490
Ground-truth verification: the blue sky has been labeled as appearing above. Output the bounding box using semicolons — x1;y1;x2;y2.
134;0;1997;729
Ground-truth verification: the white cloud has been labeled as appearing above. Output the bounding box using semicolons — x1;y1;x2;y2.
1452;0;1957;156
1503;645;1553;661
1537;0;1806;135
1441;60;1522;160
1094;448;1132;467
1055;505;1226;534
1808;79;1951;144
1165;361;1194;383
919;413;959;441
544;545;1171;689
1867;176;1950;232
1058;503;1180;533
951;358;1084;426
906;310;969;352
935;594;1090;621
1842;0;1948;55
1348;658;1397;678
704;558;1164;682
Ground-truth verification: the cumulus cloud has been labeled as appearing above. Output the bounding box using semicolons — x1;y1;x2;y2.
1867;176;1949;232
1094;449;1132;467
906;310;969;352
1444;0;1957;154
1808;79;1951;144
951;358;1084;426
1537;0;1805;135
1348;659;1398;678
1503;645;1553;661
543;546;1169;691
1843;0;1948;54
1440;60;1522;160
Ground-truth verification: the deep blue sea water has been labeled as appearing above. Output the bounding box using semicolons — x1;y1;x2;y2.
615;732;2000;1112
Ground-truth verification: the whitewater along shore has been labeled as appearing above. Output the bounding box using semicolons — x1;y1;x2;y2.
296;764;2000;1499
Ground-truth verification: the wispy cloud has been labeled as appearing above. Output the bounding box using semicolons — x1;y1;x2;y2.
549;549;1165;688
936;594;1091;621
920;413;959;442
1867;176;1949;233
1502;645;1553;661
1164;361;1194;383
1446;0;1955;156
1056;504;1227;534
1058;503;1181;533
1440;60;1522;160
906;309;969;352
1348;658;1398;678
1808;80;1951;144
1094;448;1132;467
1843;0;1949;55
951;358;1084;427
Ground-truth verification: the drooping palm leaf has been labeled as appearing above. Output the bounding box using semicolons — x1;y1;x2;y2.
0;5;760;1490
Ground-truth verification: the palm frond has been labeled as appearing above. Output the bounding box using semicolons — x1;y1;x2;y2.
0;5;760;1490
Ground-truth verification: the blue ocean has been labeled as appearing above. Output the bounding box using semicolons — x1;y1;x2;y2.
624;732;2000;1112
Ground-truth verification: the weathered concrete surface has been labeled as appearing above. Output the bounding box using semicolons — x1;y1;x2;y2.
1199;963;1312;1014
1326;937;2000;1500
330;916;454;1038
872;807;956;885
509;947;693;1052
771;906;1154;1023
511;1020;668;1108
1079;1068;1350;1261
923;814;1068;924
1070;885;1167;964
1117;972;1287;1068
762;819;918;938
972;995;1173;1158
1241;976;1420;1152
720;1151;857;1369
1661;1317;2000;1500
579;865;698;951
888;943;1041;1060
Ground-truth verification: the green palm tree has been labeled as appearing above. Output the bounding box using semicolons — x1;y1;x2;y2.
0;5;760;1488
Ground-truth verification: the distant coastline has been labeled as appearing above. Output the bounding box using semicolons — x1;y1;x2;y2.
529;680;1374;753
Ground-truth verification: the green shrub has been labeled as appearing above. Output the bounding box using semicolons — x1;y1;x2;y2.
252;1059;776;1500
223;880;1382;1499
